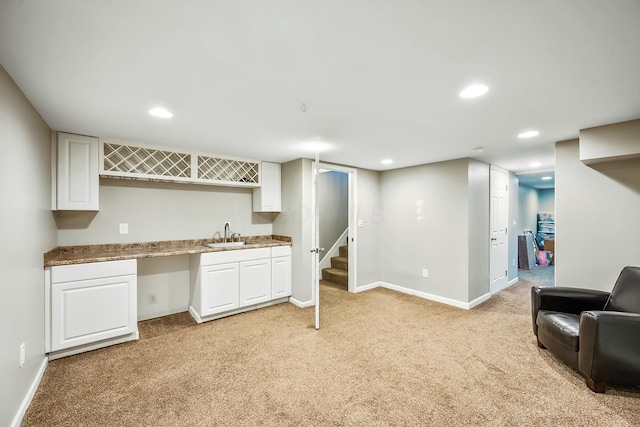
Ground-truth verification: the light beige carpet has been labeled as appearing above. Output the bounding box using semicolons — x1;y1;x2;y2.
23;276;640;426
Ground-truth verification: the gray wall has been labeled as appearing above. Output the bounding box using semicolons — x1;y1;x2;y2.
538;188;555;213
0;66;57;426
317;171;348;254
379;159;471;302
355;168;381;288
580;118;640;163
56;178;273;246
556;138;640;290
518;184;539;234
468;160;490;301
273;158;314;305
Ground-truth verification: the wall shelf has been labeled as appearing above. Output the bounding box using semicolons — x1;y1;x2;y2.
100;141;261;187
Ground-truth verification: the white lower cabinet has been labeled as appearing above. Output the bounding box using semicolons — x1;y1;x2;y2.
46;259;137;358
190;246;291;323
239;258;271;306
271;246;292;299
200;262;240;316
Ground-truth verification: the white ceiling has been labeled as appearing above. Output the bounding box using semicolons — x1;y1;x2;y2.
1;1;639;175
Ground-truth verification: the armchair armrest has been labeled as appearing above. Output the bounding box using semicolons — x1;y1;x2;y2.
531;286;610;335
579;311;640;386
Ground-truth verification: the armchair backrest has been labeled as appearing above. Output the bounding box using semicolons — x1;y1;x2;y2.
604;266;640;313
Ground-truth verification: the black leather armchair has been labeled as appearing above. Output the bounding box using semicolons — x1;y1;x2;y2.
531;266;640;393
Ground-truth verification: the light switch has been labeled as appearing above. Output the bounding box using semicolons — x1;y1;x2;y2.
357;219;364;228
119;223;129;234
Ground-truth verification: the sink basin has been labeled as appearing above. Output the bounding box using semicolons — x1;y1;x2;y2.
204;242;247;249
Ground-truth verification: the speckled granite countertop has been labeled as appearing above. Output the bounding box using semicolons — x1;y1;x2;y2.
44;235;292;267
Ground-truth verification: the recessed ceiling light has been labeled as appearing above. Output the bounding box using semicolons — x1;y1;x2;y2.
529;162;542;168
149;107;173;118
541;176;553;181
518;130;540;139
459;84;489;99
471;146;484;154
381;159;393;165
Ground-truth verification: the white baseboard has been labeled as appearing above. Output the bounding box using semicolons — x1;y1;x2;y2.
491;277;520;295
11;356;47;427
354;282;381;293
373;281;490;310
138;306;188;322
468;292;491;309
288;297;314;308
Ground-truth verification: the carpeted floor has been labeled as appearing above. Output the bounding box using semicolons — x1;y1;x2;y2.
518;265;554;287
23;272;640;426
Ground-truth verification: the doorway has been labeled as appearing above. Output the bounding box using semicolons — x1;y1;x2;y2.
311;162;357;329
516;170;556;286
317;169;349;288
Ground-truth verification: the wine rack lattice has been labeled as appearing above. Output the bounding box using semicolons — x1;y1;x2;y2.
198;155;260;184
103;143;191;178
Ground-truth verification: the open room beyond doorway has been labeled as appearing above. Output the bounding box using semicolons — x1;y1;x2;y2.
517;170;556;286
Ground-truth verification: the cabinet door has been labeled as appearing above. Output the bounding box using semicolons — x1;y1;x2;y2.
51;274;136;351
239;258;271;307
252;161;281;212
56;132;99;211
200;263;240;316
271;256;291;299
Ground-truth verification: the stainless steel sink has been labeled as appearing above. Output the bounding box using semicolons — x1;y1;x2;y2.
204;241;263;249
204;242;247;249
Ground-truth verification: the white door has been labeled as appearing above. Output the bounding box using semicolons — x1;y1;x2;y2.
200;263;239;316
56;132;99;210
311;161;322;329
271;254;292;299
310;162;358;330
490;165;509;294
51;274;136;351
239;258;271;306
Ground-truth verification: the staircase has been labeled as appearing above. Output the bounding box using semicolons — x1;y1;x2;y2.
321;245;348;288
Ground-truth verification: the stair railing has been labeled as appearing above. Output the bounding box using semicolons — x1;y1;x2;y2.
319;228;349;271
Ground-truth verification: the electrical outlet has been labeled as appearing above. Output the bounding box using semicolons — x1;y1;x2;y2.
149;293;157;304
422;269;429;278
119;223;129;234
19;343;25;368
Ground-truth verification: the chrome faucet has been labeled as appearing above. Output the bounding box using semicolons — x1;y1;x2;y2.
224;222;230;242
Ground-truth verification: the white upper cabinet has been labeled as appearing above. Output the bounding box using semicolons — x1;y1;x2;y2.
253;161;281;212
53;132;99;211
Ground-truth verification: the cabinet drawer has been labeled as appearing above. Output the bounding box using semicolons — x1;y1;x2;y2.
271;245;291;257
200;247;270;265
51;259;136;283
